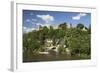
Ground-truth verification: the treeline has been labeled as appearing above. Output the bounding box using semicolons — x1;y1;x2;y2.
23;22;91;59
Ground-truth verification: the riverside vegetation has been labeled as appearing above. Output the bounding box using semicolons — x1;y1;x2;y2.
23;23;91;62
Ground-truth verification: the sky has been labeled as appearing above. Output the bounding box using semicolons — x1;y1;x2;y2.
23;10;91;33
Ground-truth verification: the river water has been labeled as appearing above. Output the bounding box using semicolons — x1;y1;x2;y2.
23;54;90;62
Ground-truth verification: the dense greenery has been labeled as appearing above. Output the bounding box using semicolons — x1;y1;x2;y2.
23;22;91;61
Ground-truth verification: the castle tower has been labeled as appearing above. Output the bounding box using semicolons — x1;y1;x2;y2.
70;23;72;28
68;23;72;28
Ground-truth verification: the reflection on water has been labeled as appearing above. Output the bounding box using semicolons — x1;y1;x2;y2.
23;54;90;62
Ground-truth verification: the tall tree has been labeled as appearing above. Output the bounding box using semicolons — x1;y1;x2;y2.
58;22;67;30
76;23;84;29
66;28;90;55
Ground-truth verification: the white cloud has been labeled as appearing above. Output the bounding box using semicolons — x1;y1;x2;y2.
36;23;59;29
72;16;80;20
36;23;43;26
36;23;51;28
52;24;58;29
26;19;37;23
80;13;87;16
32;19;37;22
43;24;51;27
37;14;54;23
30;13;34;15
23;26;35;33
26;19;31;22
72;13;87;20
25;19;37;25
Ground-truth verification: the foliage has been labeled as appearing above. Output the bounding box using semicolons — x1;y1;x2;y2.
76;23;84;29
23;22;91;59
58;22;67;30
58;46;66;54
66;28;90;55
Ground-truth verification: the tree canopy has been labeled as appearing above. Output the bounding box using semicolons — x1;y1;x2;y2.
23;22;91;59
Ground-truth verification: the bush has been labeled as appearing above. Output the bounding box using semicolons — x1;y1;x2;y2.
58;46;66;54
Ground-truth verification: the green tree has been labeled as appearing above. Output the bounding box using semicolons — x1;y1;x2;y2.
76;23;84;29
58;22;67;30
48;26;54;39
88;25;91;34
66;28;90;56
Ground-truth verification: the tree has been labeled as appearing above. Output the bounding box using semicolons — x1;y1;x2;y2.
58;45;66;54
48;26;54;39
88;24;91;34
76;23;84;29
58;22;67;30
39;26;49;45
66;28;90;56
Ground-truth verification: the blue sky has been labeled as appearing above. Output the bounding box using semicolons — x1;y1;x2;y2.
23;10;91;33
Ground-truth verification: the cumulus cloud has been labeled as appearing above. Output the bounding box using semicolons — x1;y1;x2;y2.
26;19;37;23
30;13;34;15
79;13;87;16
36;23;51;28
43;24;51;27
36;23;43;26
26;19;31;22
72;13;87;20
23;26;35;33
37;14;54;23
25;19;37;25
72;16;80;20
31;19;37;22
